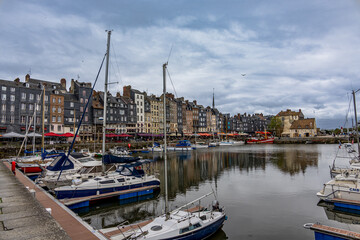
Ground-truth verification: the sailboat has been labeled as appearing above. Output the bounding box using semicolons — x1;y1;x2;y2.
53;31;160;199
99;63;226;240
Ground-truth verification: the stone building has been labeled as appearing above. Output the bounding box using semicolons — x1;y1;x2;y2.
276;109;304;137
289;118;317;137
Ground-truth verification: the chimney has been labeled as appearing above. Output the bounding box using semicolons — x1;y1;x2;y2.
60;78;66;89
123;85;131;98
25;74;30;82
299;109;301;112
14;78;20;84
193;100;197;105
116;92;121;98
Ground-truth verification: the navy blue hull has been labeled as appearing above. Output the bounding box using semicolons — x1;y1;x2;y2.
163;214;226;240
55;180;160;199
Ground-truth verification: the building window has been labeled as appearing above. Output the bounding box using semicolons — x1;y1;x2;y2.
83;90;86;96
58;116;61;122
58;107;61;113
2;94;6;101
1;115;5;123
45;106;48;112
80;106;83;112
85;116;88;122
21;92;26;100
52;97;55;103
70;110;74;115
2;86;6;91
70;102;74;107
57;125;61;131
58;98;61;103
37;94;41;101
45;95;48;102
10;115;14;123
21;116;26;124
1;104;5;112
21;103;26;110
29;104;34;111
10;95;15;101
52;116;56;123
80;98;84;103
44;117;48;123
52;107;56;113
36;117;40;124
36;105;41;111
10;87;15;92
29;94;34;100
10;105;14;112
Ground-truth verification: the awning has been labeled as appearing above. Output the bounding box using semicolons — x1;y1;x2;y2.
27;132;42;137
44;132;61;137
59;133;74;137
2;132;25;138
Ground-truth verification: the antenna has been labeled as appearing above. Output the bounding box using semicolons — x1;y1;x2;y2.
77;74;80;80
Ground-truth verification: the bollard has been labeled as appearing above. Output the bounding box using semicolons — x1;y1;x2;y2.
46;208;52;215
29;189;36;197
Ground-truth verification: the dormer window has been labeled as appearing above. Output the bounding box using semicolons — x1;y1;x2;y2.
52;85;56;89
26;83;29;88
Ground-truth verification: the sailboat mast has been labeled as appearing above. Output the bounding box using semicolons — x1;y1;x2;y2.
352;89;360;156
102;30;111;174
42;86;45;154
163;62;169;217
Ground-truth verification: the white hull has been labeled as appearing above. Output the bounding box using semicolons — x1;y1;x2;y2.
167;147;193;151
219;142;234;146
317;175;360;201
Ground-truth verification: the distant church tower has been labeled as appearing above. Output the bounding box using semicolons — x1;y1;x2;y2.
212;88;215;109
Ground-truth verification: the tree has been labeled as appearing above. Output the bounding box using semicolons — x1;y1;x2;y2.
268;117;283;137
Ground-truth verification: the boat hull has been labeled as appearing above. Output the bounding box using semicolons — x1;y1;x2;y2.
247;138;274;144
54;179;160;199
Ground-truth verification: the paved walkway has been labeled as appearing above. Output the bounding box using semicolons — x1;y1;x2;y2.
0;160;70;240
1;161;104;240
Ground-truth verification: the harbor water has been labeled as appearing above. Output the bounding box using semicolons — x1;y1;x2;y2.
74;144;360;239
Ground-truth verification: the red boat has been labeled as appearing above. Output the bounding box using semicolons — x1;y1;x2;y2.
247;131;274;144
16;162;43;173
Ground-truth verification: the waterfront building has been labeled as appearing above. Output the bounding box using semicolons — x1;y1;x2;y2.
175;97;184;136
206;106;212;133
0;75;52;134
184;100;193;134
289;118;317;137
276;109;304;137
123;85;145;133
191;101;199;134
166;93;178;135
198;105;207;133
148;95;161;134
69;79;93;141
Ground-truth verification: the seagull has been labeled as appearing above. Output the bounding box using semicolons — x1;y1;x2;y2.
241;74;246;76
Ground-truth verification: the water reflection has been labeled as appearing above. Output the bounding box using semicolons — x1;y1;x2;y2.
74;192;160;229
153;146;319;199
318;201;360;225
78;145;321;237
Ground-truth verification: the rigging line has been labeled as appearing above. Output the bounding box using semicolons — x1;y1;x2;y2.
167;44;173;65
111;41;123;85
57;53;107;181
166;68;178;98
343;92;353;128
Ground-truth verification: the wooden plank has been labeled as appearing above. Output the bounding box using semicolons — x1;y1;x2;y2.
311;224;360;239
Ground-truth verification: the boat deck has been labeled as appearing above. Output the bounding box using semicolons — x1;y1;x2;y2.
311;223;360;239
99;205;205;239
2;161;104;240
60;185;159;208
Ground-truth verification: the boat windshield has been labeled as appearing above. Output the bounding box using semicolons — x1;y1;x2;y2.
48;155;63;167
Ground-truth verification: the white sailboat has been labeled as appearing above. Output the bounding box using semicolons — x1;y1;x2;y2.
99;63;226;240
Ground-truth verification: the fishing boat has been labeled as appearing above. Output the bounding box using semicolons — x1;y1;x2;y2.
54;160;160;199
99;62;226;240
232;140;245;146
167;140;193;151
247;131;274;144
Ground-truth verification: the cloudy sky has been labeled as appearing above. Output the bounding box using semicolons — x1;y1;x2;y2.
1;0;360;129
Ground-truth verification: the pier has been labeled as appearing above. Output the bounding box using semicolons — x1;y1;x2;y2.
1;160;105;240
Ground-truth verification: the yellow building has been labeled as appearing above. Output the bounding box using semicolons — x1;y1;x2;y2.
276;109;304;137
289;118;317;137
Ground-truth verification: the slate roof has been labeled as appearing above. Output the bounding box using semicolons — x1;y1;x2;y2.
290;118;316;129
